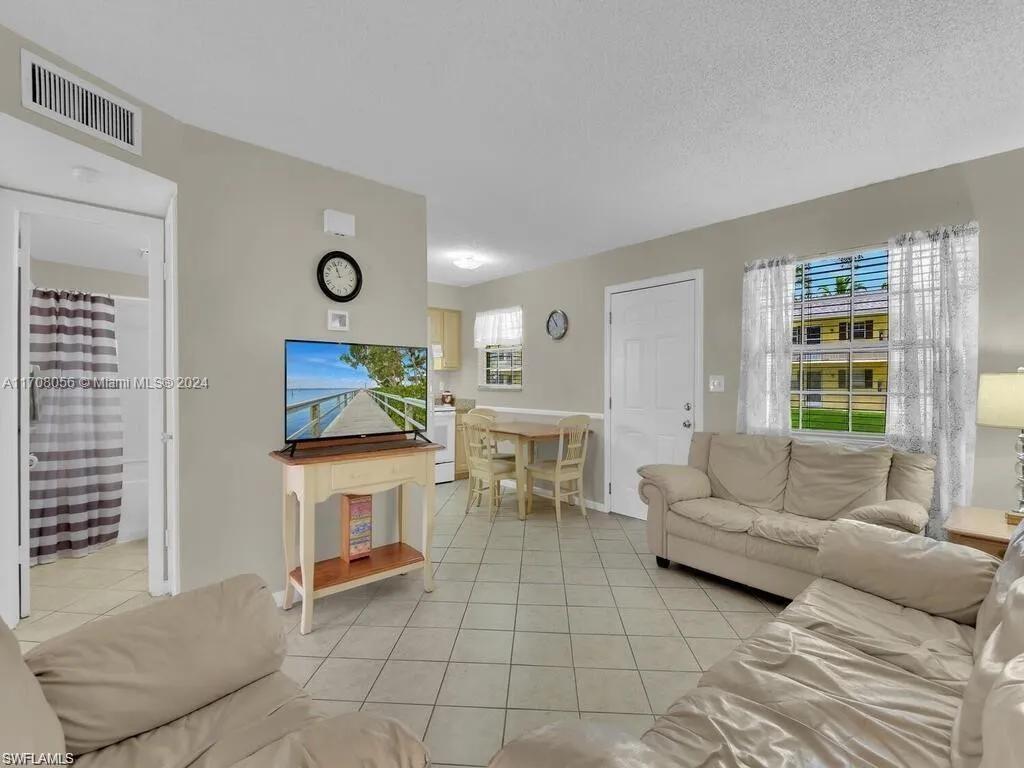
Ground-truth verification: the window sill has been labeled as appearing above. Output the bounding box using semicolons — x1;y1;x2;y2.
789;430;887;446
479;385;522;392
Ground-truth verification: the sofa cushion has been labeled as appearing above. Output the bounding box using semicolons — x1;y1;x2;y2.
687;431;715;474
784;441;892;519
27;574;284;755
0;619;65;756
707;434;792;510
979;654;1024;768
75;675;429;768
887;450;937;508
666;514;749;556
698;621;962;768
749;512;832;549
782;579;975;692
952;579;1024;767
839;499;929;534
670;497;759;533
667;514;818;574
975;520;1024;655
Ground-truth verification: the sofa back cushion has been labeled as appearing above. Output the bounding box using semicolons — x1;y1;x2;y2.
784;441;892;520
706;434;791;510
887;451;937;508
687;432;715;473
25;574;284;755
975;521;1024;656
0;619;65;755
951;578;1024;766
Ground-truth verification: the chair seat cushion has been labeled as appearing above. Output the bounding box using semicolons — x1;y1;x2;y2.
748;512;832;549
781;579;975;692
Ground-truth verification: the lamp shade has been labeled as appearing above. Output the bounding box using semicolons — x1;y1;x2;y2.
977;371;1024;428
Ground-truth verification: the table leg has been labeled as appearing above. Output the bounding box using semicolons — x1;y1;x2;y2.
298;483;315;635
422;474;436;592
516;436;528;521
282;481;296;611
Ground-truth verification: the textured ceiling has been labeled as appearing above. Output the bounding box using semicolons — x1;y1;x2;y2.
3;1;1023;285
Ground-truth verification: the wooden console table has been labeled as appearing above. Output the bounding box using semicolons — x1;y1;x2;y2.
271;438;441;634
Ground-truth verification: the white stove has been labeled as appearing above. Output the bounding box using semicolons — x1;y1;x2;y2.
430;404;456;483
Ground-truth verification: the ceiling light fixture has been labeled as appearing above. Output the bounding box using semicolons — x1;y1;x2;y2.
452;254;483;270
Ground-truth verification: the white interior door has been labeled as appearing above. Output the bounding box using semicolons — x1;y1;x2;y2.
608;278;698;519
17;215;32;617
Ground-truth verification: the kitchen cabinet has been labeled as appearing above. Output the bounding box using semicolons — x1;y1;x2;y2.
428;307;461;370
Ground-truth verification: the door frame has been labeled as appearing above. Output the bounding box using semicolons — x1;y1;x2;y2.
0;189;180;626
603;270;704;517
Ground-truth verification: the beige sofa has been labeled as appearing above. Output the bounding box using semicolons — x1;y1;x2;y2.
492;520;1024;767
0;574;428;768
640;431;936;598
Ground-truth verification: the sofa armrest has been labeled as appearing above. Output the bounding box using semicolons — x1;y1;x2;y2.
817;520;999;624
489;721;674;768
638;465;711;559
26;574;284;755
838;499;929;534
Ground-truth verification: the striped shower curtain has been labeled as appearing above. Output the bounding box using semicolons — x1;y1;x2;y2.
29;289;124;564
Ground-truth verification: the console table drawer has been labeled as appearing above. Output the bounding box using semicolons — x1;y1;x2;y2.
330;455;421;489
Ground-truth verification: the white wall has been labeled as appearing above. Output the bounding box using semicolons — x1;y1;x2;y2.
114;297;148;542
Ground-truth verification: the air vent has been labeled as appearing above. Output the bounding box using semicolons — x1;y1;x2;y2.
21;50;141;155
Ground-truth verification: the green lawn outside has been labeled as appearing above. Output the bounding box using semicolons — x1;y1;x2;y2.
792;408;885;434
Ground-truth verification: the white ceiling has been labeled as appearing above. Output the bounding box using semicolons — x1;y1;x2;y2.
29;212;152;276
3;2;1023;286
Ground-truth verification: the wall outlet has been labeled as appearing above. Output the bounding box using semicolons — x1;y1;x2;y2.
708;375;725;393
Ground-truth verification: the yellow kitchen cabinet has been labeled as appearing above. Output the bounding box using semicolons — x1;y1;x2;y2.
428;307;461;370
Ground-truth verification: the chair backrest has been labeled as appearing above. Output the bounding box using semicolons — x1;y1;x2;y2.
463;413;497;470
467;407;497;421
556;415;590;471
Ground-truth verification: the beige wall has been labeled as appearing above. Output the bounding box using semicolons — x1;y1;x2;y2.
1;26;427;591
441;148;1024;512
31;259;148;297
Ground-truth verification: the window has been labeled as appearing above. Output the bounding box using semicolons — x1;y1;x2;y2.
791;249;889;435
474;306;524;390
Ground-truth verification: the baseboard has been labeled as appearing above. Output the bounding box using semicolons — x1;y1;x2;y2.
498;478;606;513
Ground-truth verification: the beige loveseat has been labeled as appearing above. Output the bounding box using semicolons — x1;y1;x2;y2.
640;431;936;598
492;520;1024;767
1;574;428;768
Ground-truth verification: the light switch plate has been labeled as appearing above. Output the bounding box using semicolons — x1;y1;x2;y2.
326;309;350;331
708;375;725;393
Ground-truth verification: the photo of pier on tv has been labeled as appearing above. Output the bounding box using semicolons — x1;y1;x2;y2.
285;340;428;442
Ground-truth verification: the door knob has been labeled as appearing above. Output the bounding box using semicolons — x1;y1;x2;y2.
682;419;692;429
27;454;38;469
684;402;692;411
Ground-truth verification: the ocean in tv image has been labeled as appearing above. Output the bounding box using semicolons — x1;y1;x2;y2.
285;340;428;441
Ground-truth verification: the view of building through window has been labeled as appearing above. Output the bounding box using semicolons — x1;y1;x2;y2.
791;248;889;434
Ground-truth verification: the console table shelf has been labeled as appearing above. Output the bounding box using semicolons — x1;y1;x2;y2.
288;542;425;596
271;436;441;634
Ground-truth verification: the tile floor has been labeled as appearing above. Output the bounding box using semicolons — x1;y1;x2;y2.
17;538;157;654
280;480;789;767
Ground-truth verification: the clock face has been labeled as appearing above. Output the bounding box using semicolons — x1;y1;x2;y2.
317;251;362;303
546;309;568;340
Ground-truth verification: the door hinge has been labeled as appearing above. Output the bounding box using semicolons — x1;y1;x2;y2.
608;311;612;324
608;482;612;494
608;396;612;409
164;529;169;548
160;432;174;442
162;261;169;281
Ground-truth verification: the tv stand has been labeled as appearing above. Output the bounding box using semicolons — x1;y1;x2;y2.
270;437;442;634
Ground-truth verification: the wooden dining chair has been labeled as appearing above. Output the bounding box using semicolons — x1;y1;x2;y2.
526;415;590;523
466;408;514;461
463;413;517;521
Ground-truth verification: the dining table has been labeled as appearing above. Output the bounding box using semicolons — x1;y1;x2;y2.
487;420;584;520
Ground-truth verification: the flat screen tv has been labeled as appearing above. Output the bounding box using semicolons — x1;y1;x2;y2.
284;339;428;443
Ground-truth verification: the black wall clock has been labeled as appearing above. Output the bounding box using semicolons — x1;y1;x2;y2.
546;309;569;340
317;251;362;303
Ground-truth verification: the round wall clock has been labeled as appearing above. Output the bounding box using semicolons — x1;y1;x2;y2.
546;309;569;340
317;251;362;303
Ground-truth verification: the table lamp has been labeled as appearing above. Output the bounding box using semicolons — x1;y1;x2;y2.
977;367;1024;523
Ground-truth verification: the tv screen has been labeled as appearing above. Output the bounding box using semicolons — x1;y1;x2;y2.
285;340;428;442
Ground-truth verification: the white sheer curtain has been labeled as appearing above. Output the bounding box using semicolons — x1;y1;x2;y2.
887;222;979;537
737;257;796;435
474;306;523;348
